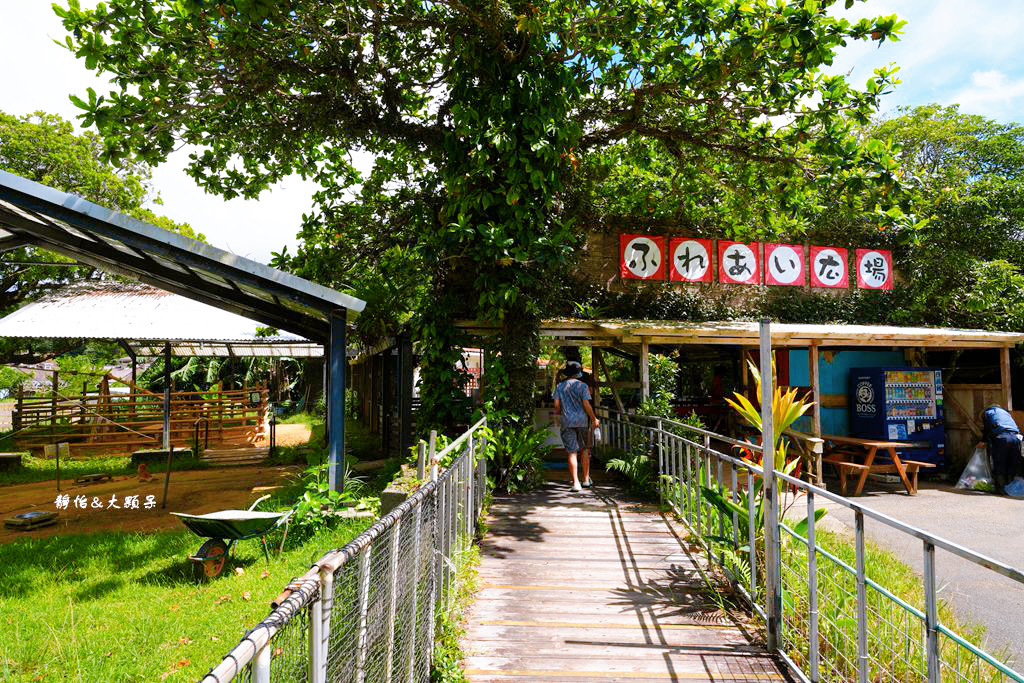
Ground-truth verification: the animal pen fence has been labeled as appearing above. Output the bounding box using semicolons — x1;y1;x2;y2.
11;386;268;456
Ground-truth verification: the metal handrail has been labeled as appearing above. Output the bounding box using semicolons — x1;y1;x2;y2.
602;411;1024;683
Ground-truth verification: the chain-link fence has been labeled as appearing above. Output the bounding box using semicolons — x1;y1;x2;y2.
201;416;488;683
602;409;1024;683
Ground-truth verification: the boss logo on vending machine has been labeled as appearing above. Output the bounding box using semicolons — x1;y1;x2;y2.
855;380;876;414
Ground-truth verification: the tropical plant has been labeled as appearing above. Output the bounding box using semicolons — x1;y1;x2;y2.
480;420;549;494
289;461;377;542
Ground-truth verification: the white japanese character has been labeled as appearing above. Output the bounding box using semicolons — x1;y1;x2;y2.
107;494;120;509
74;495;88;509
55;494;70;510
144;495;157;509
124;495;140;510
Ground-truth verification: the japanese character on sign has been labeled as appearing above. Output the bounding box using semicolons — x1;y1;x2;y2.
717;241;760;285
855;249;893;290
669;238;713;283
765;244;805;286
620;234;666;280
810;246;849;288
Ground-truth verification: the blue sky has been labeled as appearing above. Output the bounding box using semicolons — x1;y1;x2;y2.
1;1;1023;263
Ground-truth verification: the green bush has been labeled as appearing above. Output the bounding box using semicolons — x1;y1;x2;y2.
481;417;550;493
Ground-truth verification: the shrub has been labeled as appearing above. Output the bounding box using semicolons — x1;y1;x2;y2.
481;418;550;493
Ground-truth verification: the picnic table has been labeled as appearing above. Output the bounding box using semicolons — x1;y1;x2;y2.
821;434;936;496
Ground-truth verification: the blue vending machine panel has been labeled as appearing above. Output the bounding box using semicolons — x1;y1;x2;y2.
850;367;945;467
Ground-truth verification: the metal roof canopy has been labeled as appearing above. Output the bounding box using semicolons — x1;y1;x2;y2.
0;171;361;491
0;170;363;343
0;282;324;357
456;319;1024;349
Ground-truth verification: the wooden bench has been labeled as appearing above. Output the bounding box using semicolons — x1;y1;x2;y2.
823;455;937;496
822;457;871;496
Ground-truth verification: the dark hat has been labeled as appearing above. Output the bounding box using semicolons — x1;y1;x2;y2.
564;361;582;377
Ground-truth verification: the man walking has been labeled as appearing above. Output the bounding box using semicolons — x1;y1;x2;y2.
554;360;600;492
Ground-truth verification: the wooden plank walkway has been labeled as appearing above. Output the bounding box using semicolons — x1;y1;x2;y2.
461;478;789;682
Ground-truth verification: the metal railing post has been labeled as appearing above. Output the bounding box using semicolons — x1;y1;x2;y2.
355;545;373;683
429;429;438;482
855;510;869;683
318;567;334;682
656;418;664;503
253;641;271;683
760;319;781;652
924;541;941;683
406;506;422;682
310;587;324;683
807;490;820;683
384;517;402;683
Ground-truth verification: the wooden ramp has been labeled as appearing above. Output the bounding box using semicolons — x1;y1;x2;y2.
462;479;788;683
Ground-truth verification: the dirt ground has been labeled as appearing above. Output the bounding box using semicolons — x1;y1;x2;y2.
0;422;316;545
0;465;304;545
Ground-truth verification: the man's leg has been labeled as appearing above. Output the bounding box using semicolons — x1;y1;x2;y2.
580;447;591;485
567;450;580;488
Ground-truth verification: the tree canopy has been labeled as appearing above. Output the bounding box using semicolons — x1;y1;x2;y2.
58;0;907;427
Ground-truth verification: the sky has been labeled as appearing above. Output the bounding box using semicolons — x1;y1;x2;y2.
2;1;1024;264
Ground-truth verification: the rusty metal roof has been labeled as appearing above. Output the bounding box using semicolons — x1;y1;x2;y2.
0;281;323;357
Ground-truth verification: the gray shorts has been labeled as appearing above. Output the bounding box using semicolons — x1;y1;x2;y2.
560;426;591;453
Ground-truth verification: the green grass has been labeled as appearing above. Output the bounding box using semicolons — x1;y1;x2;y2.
268;413;389;467
0;519;373;682
0;454;208;487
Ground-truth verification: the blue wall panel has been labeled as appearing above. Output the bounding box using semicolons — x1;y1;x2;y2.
788;349;905;435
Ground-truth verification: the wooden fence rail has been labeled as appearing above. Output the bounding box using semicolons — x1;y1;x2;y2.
11;387;268;457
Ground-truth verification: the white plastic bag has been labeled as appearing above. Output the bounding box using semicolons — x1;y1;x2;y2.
956;445;996;492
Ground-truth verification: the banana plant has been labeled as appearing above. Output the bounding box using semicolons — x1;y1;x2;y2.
725;358;812;472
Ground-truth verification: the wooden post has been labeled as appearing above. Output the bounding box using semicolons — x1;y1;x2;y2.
809;344;822;438
51;369;59;432
14;384;22;431
640;338;650;402
1001;346;1013;410
596;349;626;414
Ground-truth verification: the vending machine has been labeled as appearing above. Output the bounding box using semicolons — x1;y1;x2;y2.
849;367;945;466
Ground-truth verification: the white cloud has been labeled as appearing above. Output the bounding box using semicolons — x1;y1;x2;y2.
948;70;1024;119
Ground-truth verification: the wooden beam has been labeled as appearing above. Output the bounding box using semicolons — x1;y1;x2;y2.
640;338;650;401
1001;346;1013;410
809;344;822;438
595;350;625;414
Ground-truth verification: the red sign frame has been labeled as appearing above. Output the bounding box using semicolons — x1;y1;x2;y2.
718;241;760;285
669;238;714;283
764;243;806;287
620;234;667;281
855;249;894;290
810;246;849;289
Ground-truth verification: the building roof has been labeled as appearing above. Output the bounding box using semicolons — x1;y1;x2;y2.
0;282;324;357
0;170;364;342
459;319;1024;349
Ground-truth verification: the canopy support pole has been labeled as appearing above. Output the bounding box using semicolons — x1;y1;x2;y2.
328;310;348;492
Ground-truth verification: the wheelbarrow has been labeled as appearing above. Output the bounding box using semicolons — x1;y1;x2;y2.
171;495;293;582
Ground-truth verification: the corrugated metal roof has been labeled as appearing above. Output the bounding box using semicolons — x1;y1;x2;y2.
0;282;323;356
0;170;364;342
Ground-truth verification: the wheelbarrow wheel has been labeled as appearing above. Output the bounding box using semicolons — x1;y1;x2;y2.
192;538;229;583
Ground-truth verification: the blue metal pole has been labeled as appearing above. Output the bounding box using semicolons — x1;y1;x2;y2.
328;309;347;492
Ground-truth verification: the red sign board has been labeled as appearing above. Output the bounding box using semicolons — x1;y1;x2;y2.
718;241;760;285
620;235;666;280
810;246;849;288
764;244;806;287
669;238;713;283
855;249;893;290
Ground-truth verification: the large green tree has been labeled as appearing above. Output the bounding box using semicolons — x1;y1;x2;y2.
58;0;905;428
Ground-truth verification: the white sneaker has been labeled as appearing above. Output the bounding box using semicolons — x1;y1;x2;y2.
572;482;583;492
582;479;592;488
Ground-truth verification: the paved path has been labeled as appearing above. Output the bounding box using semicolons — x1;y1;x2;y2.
461;479;789;682
812;480;1024;669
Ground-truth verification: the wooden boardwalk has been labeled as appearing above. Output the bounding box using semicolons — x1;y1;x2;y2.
461;478;789;682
